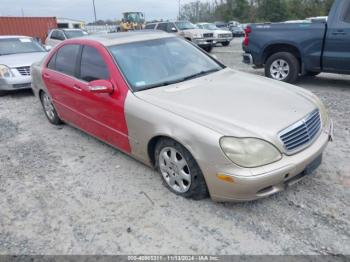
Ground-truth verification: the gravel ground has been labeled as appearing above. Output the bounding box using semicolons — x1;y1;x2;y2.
0;38;349;255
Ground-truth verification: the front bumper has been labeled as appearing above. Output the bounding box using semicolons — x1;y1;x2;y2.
0;76;32;91
209;121;333;202
193;38;214;47
214;37;233;43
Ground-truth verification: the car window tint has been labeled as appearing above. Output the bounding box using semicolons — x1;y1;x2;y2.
47;52;57;69
80;45;109;82
166;23;176;32
157;23;167;32
343;4;350;23
55;44;80;76
51;30;65;40
145;24;156;29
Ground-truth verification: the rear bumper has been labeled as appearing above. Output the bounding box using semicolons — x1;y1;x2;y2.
209;121;333;202
242;53;253;65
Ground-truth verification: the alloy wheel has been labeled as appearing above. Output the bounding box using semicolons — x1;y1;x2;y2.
158;147;191;193
270;59;290;81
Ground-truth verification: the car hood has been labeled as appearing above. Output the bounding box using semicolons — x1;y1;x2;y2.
0;52;47;68
135;68;317;142
182;28;213;36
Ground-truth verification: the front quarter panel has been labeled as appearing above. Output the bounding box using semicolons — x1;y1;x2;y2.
124;92;248;198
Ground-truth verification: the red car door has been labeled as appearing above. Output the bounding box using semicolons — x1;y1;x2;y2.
42;44;82;125
66;42;131;153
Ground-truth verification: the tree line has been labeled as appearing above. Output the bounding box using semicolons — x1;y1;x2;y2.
180;0;334;23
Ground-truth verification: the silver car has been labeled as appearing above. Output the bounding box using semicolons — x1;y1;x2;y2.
0;36;47;96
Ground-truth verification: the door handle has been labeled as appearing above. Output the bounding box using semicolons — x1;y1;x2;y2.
73;85;82;91
333;30;346;35
43;73;50;79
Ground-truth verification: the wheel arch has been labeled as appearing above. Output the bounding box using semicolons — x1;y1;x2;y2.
262;43;302;70
147;135;195;168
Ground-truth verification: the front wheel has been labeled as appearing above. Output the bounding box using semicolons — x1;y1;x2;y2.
265;52;300;83
222;41;230;47
202;46;213;53
155;138;209;200
0;91;8;97
40;91;62;125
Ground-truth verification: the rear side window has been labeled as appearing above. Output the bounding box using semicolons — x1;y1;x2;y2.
79;46;109;82
145;24;156;30
51;30;65;40
55;44;80;76
157;23;168;32
343;3;350;23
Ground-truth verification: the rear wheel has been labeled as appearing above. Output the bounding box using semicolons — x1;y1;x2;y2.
222;41;230;47
155;138;209;200
265;52;300;84
40;91;62;125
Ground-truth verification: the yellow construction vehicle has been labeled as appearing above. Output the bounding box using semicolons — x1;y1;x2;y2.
118;12;145;32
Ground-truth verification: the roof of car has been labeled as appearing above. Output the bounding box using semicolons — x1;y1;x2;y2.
75;30;173;46
0;35;31;39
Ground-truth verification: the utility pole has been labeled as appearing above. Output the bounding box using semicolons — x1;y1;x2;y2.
92;0;97;23
178;0;181;20
21;8;24;17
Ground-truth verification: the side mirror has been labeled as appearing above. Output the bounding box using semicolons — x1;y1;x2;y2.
88;79;114;94
44;45;52;51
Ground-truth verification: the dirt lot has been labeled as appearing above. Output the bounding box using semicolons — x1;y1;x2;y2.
0;38;349;255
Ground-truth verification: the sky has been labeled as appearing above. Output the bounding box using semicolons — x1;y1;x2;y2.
0;0;196;23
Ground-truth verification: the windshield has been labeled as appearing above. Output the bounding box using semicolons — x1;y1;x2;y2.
108;37;223;92
175;21;196;30
0;38;45;56
63;30;88;39
202;24;218;30
125;12;145;23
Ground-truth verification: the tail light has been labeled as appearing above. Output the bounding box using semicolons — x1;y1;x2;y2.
243;26;251;47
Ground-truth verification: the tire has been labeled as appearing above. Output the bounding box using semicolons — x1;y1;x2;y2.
0;91;8;97
202;46;213;53
305;71;320;77
222;41;230;47
155;138;209;200
40;91;62;125
265;52;300;84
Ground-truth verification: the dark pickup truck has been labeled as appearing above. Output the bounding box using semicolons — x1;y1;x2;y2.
242;0;350;83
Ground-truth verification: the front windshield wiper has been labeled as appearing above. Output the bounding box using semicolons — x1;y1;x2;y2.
183;68;220;81
137;68;221;92
138;78;185;91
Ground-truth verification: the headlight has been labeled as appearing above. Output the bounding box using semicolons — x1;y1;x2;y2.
193;33;202;38
220;137;282;168
0;65;14;78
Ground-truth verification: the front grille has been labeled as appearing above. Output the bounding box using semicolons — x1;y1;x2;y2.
279;110;321;153
203;33;213;38
16;66;31;76
219;34;231;38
